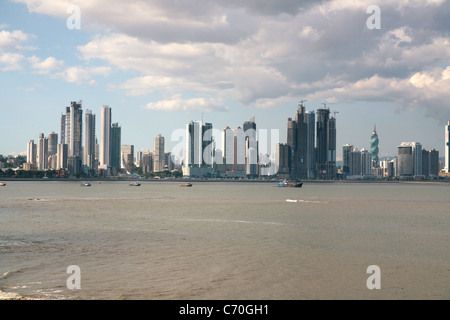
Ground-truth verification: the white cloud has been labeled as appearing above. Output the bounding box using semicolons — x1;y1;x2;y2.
28;55;64;74
0;29;31;51
55;65;112;84
0;53;25;71
144;96;229;113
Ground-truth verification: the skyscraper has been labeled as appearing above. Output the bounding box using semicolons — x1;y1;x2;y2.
305;111;316;179
27;140;37;165
342;144;354;174
398;143;413;176
276;143;291;178
222;126;234;173
286;102;308;180
316;108;336;179
110;122;121;175
48;132;58;156
370;125;379;167
397;142;424;177
37;133;48;170
183;120;214;177
153;134;165;173
84;109;96;173
121;145;134;174
99;105;111;170
68;101;83;158
445;121;450;173
244;117;258;176
429;149;439;176
234;126;246;175
57;143;68;170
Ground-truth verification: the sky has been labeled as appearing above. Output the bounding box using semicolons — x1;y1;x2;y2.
1;0;449;163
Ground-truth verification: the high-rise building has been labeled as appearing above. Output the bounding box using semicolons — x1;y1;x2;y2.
37;133;48;170
422;148;430;177
110;122;121;175
121;145;134;174
68;101;83;158
316;108;336;179
360;148;372;176
349;149;361;176
99;105;111;171
412;142;422;176
429;149;439;176
342;144;353;175
287;102;308;179
244;117;258;176
370;125;379;167
84;109;96;173
445;121;450;173
48;132;58;156
305;111;316;179
27;140;37;165
397;142;421;177
57;143;68;170
222;126;234;173
276;143;291;178
142;151;153;174
153;134;165;173
234;127;246;175
183;120;214;177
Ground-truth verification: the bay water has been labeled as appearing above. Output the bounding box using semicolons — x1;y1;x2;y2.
0;181;449;299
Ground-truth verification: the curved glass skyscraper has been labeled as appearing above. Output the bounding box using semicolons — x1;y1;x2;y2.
370;125;379;167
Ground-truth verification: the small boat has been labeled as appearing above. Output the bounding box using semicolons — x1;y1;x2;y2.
179;183;193;187
277;180;302;188
129;182;141;186
0;182;6;186
81;182;91;187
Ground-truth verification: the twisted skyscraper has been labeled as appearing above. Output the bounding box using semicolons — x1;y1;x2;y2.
370;125;379;167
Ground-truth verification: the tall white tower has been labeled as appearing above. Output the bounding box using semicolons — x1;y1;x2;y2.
99;105;111;168
445;121;450;173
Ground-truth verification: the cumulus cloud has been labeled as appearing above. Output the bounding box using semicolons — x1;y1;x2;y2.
28;55;64;74
10;0;450;119
54;65;112;84
144;96;229;113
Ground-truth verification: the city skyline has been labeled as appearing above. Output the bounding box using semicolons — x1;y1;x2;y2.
1;1;449;159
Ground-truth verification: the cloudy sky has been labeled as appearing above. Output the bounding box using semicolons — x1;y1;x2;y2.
1;0;449;162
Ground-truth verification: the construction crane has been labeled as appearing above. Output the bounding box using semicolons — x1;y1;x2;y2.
321;102;328;110
333;110;339;118
298;100;307;108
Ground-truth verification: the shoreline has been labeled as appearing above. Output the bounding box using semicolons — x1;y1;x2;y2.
1;177;449;185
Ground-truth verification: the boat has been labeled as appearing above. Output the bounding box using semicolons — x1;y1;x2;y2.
0;182;6;186
81;182;91;187
179;183;193;187
129;182;141;186
277;180;302;188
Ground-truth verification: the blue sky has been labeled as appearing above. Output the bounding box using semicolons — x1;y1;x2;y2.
1;0;449;162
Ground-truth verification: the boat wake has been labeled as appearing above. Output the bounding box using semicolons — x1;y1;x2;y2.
286;199;327;204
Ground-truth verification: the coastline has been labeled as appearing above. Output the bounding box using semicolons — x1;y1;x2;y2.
1;177;449;185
